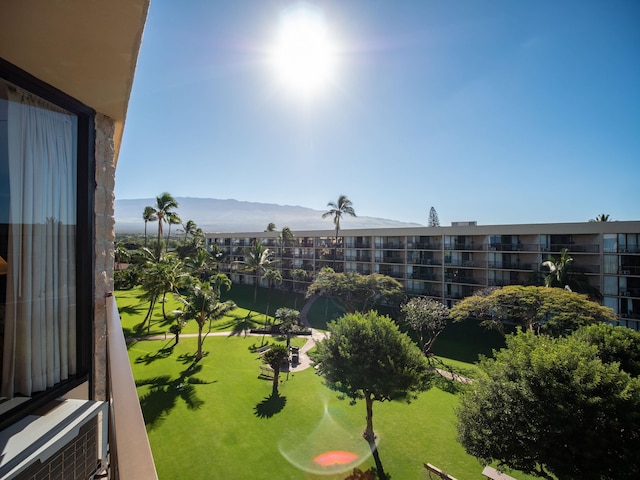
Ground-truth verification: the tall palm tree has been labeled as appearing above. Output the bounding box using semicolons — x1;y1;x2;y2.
266;222;277;232
291;268;308;308
263;268;283;323
152;192;179;258
165;212;182;253
278;226;295;272
590;213;612;222
142;206;157;247
236;241;274;304
322;195;356;269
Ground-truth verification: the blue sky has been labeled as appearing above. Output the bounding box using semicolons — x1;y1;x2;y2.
116;0;639;227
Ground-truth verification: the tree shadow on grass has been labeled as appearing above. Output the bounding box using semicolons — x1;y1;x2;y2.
136;362;214;430
118;303;145;316
254;392;287;418
134;341;175;365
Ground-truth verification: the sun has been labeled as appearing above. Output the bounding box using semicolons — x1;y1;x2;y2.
270;4;337;99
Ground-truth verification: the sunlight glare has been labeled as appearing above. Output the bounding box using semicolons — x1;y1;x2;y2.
270;4;337;99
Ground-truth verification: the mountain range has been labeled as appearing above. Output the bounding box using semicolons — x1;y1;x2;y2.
115;197;423;233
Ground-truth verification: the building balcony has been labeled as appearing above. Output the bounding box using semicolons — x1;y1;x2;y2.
381;242;405;249
382;256;404;264
487;243;537;252
488;262;534;271
546;243;599;253
407;242;441;250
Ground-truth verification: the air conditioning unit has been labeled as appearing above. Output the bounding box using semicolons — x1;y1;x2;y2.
0;399;108;480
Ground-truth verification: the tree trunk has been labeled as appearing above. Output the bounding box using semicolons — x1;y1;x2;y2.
196;323;204;361
253;277;258;304
272;367;280;395
363;392;386;480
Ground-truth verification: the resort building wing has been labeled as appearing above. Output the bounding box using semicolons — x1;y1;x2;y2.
207;221;640;330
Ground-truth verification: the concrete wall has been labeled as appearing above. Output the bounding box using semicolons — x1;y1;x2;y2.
93;113;116;401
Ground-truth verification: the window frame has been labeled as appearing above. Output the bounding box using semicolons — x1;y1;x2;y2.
0;57;95;430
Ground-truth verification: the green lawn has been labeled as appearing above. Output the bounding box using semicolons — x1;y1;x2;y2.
119;286;535;480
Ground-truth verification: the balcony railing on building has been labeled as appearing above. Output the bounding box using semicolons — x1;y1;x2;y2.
106;295;157;479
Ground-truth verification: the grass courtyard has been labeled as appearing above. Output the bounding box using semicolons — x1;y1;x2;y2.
119;285;536;480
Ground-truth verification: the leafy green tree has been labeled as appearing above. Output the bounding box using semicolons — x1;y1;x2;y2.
237;241;274;304
149;192;179;258
315;311;433;480
306;270;403;313
263;268;283;322
262;344;289;395
175;279;236;361
274;307;301;348
449;285;616;336
574;322;640;376
400;296;449;355
322;195;356;268
456;328;640;480
142;205;157;247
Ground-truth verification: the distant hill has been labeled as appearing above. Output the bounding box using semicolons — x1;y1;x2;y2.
115;197;423;233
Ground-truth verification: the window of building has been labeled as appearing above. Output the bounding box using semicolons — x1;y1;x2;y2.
0;62;93;424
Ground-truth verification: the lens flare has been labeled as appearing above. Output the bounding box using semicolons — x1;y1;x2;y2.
278;403;372;474
313;450;359;467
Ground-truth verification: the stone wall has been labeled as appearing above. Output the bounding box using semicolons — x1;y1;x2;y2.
93;113;116;401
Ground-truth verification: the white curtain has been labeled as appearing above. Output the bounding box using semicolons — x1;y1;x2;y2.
2;89;77;397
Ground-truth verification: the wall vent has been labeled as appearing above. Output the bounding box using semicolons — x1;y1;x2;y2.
0;399;108;479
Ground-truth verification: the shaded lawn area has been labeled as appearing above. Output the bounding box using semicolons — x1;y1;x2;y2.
116;286;283;339
129;336;536;480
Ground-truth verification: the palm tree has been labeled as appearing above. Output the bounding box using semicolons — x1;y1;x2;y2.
236;241;274;304
142;206;157;247
266;222;277;232
165;212;182;253
185;248;220;282
322;195;356;269
542;248;573;288
278;226;295;271
291;268;308;308
263;268;283;323
182;219;197;243
151;192;179;258
175;279;236;361
114;241;129;271
590;213;612;222
137;248;183;332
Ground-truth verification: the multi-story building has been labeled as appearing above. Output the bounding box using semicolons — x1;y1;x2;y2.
1;1;156;478
207;221;640;330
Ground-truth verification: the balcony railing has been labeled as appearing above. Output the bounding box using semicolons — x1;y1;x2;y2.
107;294;158;480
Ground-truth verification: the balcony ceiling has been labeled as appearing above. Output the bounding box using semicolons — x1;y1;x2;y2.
0;0;149;162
